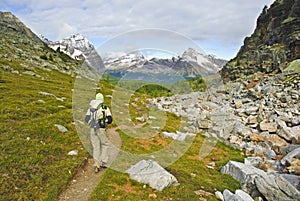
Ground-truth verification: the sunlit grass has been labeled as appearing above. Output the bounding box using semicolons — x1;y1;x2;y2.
0;62;88;201
1;59;245;201
89;90;244;201
90;132;244;201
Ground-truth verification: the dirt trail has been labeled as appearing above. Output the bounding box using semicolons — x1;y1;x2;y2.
56;128;122;201
57;102;150;201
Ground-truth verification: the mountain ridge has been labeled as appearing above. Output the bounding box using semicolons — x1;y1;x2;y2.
221;0;300;81
41;32;227;78
43;34;96;60
103;48;227;78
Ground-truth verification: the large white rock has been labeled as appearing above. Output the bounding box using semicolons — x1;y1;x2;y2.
162;131;196;142
281;147;300;165
126;160;179;191
223;189;246;201
215;191;224;200
244;157;263;168
255;174;300;201
277;119;300;142
221;161;266;181
235;190;254;201
221;161;300;200
221;161;265;197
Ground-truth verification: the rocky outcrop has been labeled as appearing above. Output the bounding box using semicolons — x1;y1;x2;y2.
150;72;300;199
0;12;42;44
221;161;300;201
221;0;300;82
0;12;100;78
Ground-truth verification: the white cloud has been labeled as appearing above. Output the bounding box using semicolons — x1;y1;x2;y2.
1;0;274;58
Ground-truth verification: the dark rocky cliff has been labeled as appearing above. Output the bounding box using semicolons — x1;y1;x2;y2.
0;12;99;77
0;12;42;44
221;0;300;81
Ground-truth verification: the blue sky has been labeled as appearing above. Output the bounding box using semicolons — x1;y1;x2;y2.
1;0;274;59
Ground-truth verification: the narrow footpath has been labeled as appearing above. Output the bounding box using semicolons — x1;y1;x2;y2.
56;128;122;201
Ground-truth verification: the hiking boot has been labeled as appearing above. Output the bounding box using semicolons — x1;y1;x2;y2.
94;166;100;173
100;162;107;169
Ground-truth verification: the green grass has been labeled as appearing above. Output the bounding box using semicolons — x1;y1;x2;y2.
0;61;88;201
89;89;244;201
90;133;244;201
1;56;244;201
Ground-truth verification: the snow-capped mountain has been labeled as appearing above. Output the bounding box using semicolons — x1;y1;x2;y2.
40;33;226;78
103;48;227;78
181;48;227;74
104;53;146;70
41;34;104;74
46;34;96;60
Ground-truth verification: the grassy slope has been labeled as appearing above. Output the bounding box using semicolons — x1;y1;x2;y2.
90;135;244;201
0;59;244;201
0;60;88;201
89;92;244;201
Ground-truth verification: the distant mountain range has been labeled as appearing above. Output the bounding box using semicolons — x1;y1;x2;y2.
103;48;227;78
41;34;227;79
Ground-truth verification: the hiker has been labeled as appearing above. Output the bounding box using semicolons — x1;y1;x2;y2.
85;93;113;173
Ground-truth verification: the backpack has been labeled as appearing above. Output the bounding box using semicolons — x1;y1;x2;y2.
88;104;107;129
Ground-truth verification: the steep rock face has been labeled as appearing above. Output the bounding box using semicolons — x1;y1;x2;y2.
0;12;101;77
0;12;42;44
0;12;79;73
221;0;300;81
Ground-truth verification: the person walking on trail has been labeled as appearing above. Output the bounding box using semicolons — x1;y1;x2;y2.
85;93;113;173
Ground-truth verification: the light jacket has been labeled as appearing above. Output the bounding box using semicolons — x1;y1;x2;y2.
85;100;112;128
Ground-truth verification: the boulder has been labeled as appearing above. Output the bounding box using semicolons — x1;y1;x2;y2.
247;115;258;125
222;189;254;201
244;157;263;168
249;133;265;142
197;119;213;129
223;189;238;201
235;100;243;109
277;119;300;142
126;160;179;191
259;120;277;133
280;174;300;190
281;147;300;166
235;189;254;201
215;191;224;200
255;174;300;201
135;116;145;122
264;148;277;159
221;161;266;197
67;150;78;156
233;121;252;137
266;134;288;153
221;161;300;200
292;117;300;126
245;106;259;115
287;159;300;175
